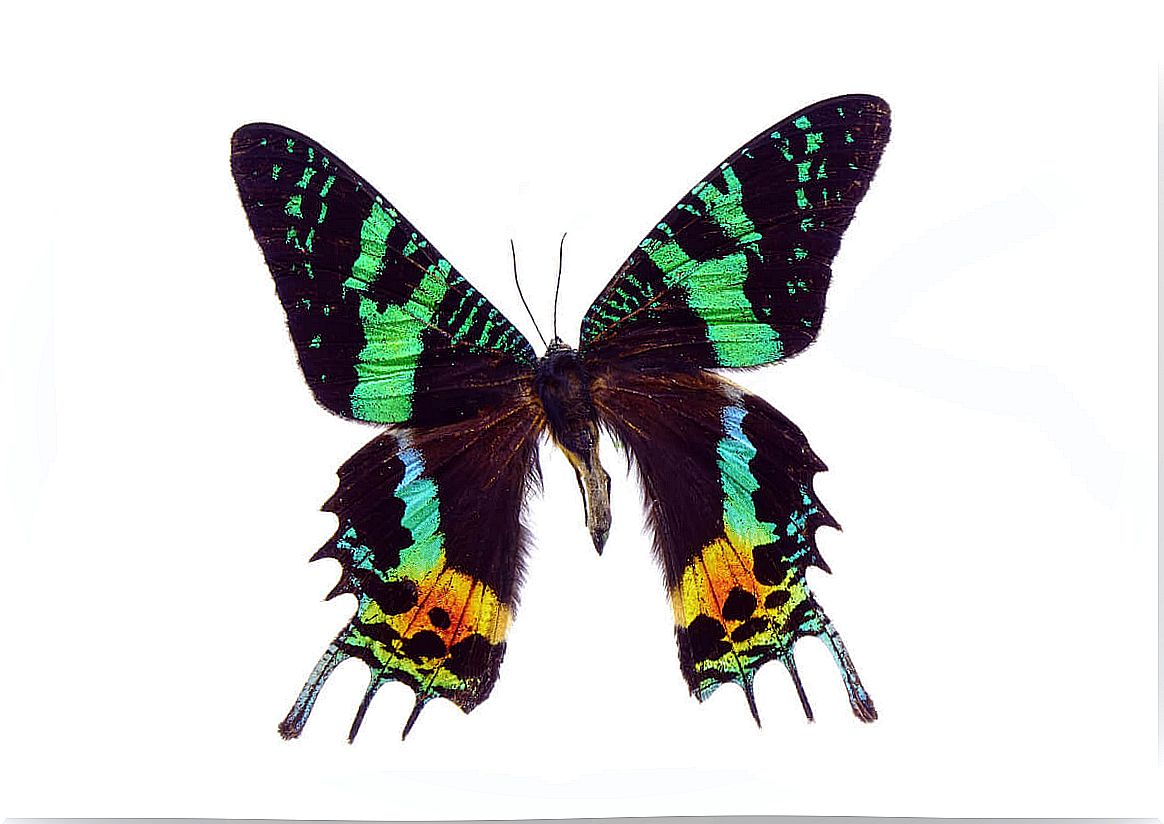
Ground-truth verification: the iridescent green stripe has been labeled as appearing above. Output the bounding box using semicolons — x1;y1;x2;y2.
349;259;451;422
692;165;761;254
641;234;782;364
720;402;822;557
592;162;784;362
717;404;778;546
346;200;398;291
394;444;443;576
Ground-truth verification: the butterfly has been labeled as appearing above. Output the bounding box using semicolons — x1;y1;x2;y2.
231;93;891;741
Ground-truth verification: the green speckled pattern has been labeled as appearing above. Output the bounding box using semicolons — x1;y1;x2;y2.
580;95;890;371
231;123;536;428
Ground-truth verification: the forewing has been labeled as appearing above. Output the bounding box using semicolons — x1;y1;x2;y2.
580;94;890;369
279;395;545;740
592;368;874;722
232;123;536;426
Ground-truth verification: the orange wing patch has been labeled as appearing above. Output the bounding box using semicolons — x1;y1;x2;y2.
670;401;875;724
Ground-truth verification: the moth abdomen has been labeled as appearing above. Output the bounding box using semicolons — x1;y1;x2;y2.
533;341;611;552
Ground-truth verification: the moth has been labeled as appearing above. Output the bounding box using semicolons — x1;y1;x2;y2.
231;94;891;740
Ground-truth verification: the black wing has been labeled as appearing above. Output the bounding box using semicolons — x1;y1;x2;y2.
233;124;550;739
232;123;536;426
281;394;546;740
592;368;874;723
579;94;890;370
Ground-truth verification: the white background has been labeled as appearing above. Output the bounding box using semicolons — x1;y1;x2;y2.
0;1;1158;819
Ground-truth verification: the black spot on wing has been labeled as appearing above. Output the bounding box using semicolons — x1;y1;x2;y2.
752;544;792;587
730;617;767;643
685;614;731;663
355;619;402;647
445;634;503;681
359;575;419;616
722;587;758;622
764;589;790;609
403;630;448;661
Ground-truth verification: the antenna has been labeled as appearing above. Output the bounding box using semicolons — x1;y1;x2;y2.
511;239;547;348
553;232;567;342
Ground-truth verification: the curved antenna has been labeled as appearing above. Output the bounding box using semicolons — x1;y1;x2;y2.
553;232;567;342
511;239;547;348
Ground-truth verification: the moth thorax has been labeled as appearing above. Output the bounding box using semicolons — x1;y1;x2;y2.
533;344;599;453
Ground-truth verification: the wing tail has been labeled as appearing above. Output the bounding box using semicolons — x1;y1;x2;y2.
594;367;873;723
279;400;543;740
278;639;349;740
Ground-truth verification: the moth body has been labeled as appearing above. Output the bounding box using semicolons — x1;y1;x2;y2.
533;339;611;553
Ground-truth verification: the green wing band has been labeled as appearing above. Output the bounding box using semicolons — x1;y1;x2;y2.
232;123;536;426
580;95;890;370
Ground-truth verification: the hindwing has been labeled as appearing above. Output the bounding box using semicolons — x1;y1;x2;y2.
280;395;545;740
231;123;535;426
592;368;875;722
579;94;890;370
